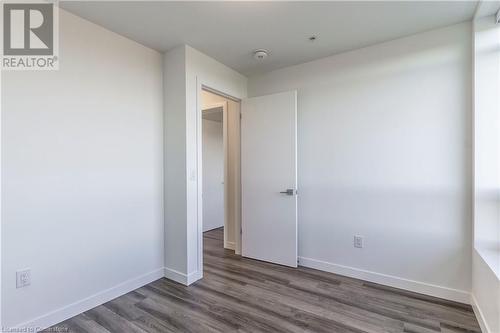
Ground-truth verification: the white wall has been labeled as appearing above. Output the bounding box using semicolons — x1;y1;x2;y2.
163;46;188;277
473;14;500;278
248;22;472;302
186;46;247;277
1;10;164;329
163;45;247;284
472;14;500;333
202;118;224;232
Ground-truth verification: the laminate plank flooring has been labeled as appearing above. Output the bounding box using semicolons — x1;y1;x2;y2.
46;228;481;333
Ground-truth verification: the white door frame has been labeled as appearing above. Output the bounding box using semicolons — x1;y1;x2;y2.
196;80;242;278
202;101;229;247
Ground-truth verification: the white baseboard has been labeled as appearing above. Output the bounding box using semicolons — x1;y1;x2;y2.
163;266;188;284
298;256;470;304
9;259;473;332
164;267;202;286
471;293;492;333
187;270;203;285
15;268;164;332
224;241;235;250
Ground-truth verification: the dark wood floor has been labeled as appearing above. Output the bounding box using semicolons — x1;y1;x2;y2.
47;228;481;333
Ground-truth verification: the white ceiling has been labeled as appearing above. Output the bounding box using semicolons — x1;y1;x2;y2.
60;1;479;76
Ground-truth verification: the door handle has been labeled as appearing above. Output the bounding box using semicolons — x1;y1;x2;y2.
280;189;295;196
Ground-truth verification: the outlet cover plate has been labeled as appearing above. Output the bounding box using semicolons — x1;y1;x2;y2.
354;236;363;248
16;269;31;288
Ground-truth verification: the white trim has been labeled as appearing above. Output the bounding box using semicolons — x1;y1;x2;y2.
187;270;203;285
298;256;470;304
224;241;235;250
14;268;164;332
195;78;204;284
471;293;492;333
163;266;189;284
234;101;242;256
222;101;229;255
164;267;201;286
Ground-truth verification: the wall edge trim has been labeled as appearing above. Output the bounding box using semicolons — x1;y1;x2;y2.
298;256;470;304
13;268;164;331
471;293;493;333
164;267;202;286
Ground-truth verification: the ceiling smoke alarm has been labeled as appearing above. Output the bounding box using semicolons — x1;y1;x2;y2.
253;49;269;60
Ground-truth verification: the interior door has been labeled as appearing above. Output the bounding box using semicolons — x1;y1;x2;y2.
241;90;297;267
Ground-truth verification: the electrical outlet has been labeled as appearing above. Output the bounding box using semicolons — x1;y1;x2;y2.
354;235;363;248
16;269;31;288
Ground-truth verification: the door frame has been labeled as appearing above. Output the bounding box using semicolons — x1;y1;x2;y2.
196;80;242;277
202;101;229;247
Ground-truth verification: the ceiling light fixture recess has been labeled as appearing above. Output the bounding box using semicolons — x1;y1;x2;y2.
253;49;269;60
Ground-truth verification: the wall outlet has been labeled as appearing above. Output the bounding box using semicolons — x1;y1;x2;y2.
16;269;31;288
354;235;364;248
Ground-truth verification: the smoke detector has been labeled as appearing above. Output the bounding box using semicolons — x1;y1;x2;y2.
253;49;269;60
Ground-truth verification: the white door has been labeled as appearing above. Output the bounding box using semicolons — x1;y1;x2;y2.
241;90;297;267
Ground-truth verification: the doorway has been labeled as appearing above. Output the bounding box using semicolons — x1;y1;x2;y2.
201;88;241;254
202;103;225;233
198;86;298;276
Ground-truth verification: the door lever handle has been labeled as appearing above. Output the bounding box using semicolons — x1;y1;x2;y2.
280;189;295;196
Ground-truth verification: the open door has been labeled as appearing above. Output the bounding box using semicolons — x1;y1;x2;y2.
241;90;297;267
